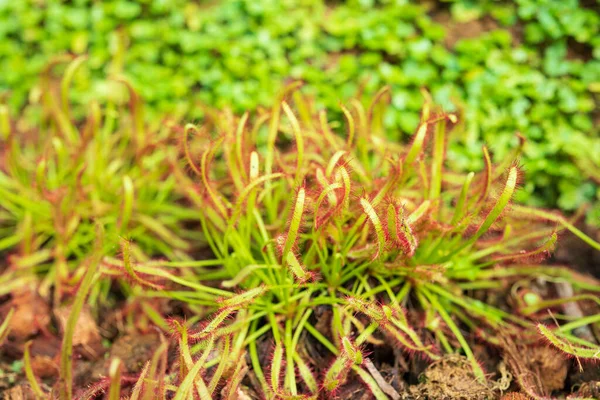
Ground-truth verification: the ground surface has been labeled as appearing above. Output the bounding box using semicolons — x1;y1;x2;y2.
1;224;599;399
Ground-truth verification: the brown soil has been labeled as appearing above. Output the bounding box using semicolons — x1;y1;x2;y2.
1;236;599;399
501;334;570;398
433;12;504;48
1;227;599;400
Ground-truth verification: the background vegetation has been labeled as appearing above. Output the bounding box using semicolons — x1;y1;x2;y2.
1;0;599;221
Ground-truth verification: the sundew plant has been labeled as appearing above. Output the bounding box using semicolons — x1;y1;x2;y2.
0;57;198;305
100;85;600;399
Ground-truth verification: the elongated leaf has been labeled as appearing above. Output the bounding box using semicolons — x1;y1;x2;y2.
538;324;600;360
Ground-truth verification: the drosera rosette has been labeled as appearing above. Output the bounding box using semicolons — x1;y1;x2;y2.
0;56;199;304
106;85;600;398
156;84;600;396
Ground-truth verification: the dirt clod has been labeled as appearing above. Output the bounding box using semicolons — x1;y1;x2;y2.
30;355;58;379
25;335;61;379
501;335;569;398
106;333;161;373
0;289;49;341
407;354;497;400
54;305;104;360
1;383;36;400
527;346;568;393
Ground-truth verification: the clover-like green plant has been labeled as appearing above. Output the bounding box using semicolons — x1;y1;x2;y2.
3;0;599;217
103;85;600;398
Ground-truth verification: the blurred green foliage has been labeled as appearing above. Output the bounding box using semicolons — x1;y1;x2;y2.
0;0;599;220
